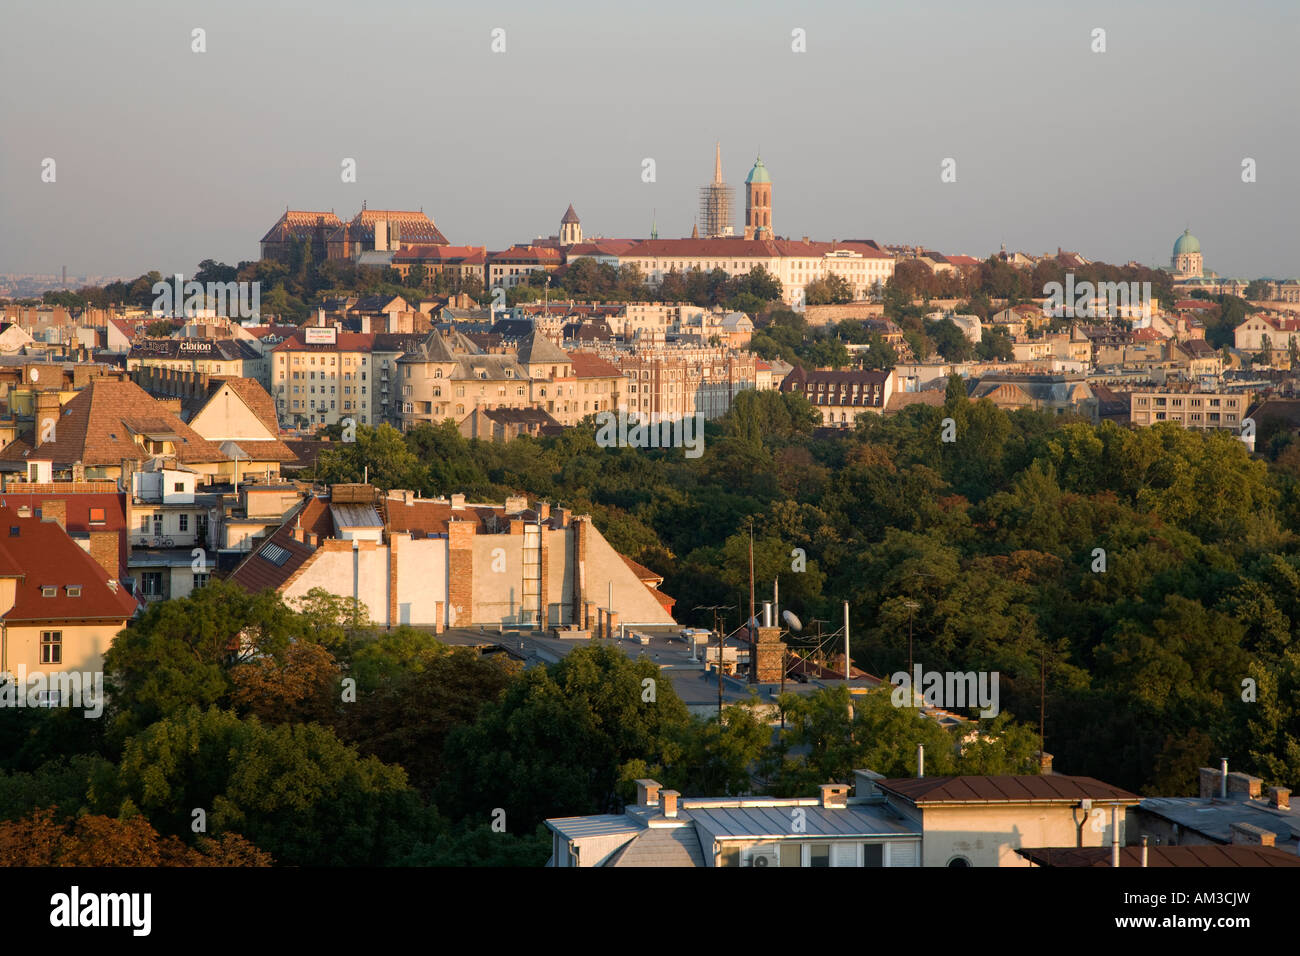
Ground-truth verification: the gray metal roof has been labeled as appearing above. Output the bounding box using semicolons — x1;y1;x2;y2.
329;503;382;528
1139;797;1300;847
688;805;918;841
604;825;707;867
546;814;641;840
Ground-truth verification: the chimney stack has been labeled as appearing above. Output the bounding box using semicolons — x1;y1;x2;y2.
916;744;924;779
819;784;850;809
40;499;66;530
1140;836;1148;868
87;529;120;581
635;779;661;808
1268;786;1291;810
660;790;679;819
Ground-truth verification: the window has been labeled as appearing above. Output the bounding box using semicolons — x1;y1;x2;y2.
41;630;62;665
173;481;185;492
41;585;56;598
66;586;81;598
152;515;163;536
140;515;150;533
89;507;106;524
809;844;831;867
142;572;163;597
193;573;210;589
178;514;189;533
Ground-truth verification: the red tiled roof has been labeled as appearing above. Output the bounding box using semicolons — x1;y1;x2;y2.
622;238;893;260
1018;845;1300;868
0;490;128;577
227;496;330;594
878;775;1138;804
0;509;139;623
568;351;621;379
0;380;228;468
271;332;379;353
260;210;343;244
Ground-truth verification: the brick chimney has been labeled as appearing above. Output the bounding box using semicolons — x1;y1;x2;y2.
660;790;679;819
819;784;850;808
1268;786;1291;810
1230;822;1276;846
87;529;120;581
40;499;66;530
450;493;466;509
1227;772;1262;802
635;779;662;808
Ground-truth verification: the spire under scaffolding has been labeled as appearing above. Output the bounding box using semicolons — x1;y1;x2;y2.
699;142;734;238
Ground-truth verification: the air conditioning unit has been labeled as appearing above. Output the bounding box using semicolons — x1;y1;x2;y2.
744;846;779;868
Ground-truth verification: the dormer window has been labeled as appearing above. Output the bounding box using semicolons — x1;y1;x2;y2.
41;586;56;598
66;586;81;597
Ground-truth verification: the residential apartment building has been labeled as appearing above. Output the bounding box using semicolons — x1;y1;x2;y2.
1129;386;1247;431
228;486;677;630
269;329;424;429
615;345;760;421
0;507;139;680
780;366;893;427
867;773;1140;868
1234;313;1300;353
126;338;268;389
486;245;563;290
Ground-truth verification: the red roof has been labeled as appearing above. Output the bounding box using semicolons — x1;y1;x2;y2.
0;508;139;623
227;495;330;594
568;351;621;379
622;238;893;259
0;489;128;577
272;332;379;353
878;775;1138;804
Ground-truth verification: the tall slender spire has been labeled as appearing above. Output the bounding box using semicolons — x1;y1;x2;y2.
714;141;722;184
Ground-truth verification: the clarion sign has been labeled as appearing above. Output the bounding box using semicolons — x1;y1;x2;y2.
49;886;151;936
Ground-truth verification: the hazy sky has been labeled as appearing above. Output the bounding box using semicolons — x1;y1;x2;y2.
2;0;1297;281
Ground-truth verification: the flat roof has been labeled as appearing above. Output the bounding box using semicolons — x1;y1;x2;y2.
546;815;641;840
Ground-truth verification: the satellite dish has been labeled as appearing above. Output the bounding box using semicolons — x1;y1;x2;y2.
782;610;802;632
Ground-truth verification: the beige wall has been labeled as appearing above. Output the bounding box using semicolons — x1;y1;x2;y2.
190;386;274;441
4;621;122;675
581;522;675;626
909;803;1129;867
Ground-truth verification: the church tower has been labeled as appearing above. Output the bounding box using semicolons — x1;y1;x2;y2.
744;156;772;240
559;204;582;246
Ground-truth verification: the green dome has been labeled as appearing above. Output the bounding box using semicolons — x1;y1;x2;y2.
745;156;770;184
1173;229;1200;256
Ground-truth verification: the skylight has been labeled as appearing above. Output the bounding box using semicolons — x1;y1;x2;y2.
260;542;291;566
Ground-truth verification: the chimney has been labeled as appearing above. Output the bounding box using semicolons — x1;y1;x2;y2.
819;784;850;809
88;529;119;581
505;495;527;514
450;493;466;509
635;779;661;808
660;790;679;818
538;502;550;521
1229;822;1276;846
1268;786;1291;810
1140;836;1148;868
916;744;924;778
1226;771;1263;802
40;499;66;530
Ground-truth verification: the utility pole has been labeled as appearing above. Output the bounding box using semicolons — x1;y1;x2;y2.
904;601;920;680
747;519;756;682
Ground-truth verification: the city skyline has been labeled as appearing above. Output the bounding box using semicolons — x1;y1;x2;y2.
2;0;1297;281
